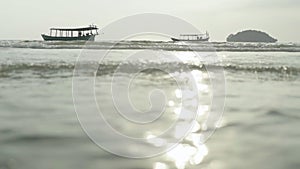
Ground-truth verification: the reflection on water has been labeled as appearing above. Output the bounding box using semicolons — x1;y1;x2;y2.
93;60;213;167
137;69;213;169
166;143;208;169
153;162;168;169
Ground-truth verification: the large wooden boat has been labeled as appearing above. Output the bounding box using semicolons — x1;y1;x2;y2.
41;25;99;41
171;32;209;42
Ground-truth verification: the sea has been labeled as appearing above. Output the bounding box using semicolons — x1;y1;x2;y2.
0;40;299;169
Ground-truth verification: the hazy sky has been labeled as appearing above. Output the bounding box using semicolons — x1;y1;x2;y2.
0;0;299;42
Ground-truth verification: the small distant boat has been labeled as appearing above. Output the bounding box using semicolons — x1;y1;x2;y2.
171;32;210;42
41;25;99;41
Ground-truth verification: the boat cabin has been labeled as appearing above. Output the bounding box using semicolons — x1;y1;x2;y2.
179;33;209;40
171;32;210;42
41;25;99;41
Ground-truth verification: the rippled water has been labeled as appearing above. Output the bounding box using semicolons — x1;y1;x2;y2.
0;42;299;169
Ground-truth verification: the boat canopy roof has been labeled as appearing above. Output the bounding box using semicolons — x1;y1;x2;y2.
180;33;207;36
50;26;98;31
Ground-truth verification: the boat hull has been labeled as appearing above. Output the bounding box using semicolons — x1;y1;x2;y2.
41;34;96;41
171;37;209;42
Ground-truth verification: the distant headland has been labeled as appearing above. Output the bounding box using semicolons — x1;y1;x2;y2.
226;30;277;43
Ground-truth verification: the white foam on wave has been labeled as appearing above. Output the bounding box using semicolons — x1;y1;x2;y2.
1;40;300;52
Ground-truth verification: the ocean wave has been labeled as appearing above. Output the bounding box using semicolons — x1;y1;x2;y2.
1;40;300;52
0;61;299;78
223;64;299;74
263;110;300;119
2;135;80;144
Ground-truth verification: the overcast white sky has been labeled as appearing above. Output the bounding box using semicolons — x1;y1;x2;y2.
0;0;299;42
